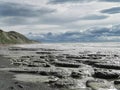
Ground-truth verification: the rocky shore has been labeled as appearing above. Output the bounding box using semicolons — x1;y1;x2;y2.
0;43;120;90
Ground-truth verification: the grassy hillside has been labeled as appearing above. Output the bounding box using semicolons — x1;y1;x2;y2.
0;30;34;44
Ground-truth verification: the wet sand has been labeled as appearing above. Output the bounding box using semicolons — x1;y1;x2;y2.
0;56;57;90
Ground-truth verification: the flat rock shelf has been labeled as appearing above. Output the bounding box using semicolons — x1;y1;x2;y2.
0;42;120;90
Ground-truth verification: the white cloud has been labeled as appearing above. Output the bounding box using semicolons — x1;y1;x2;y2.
0;0;119;35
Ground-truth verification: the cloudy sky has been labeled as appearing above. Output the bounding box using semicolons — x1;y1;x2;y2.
0;0;120;42
0;0;120;35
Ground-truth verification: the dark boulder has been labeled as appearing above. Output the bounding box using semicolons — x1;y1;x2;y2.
93;68;120;79
54;61;81;68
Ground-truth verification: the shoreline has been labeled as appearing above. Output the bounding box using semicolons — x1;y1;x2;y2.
0;55;58;90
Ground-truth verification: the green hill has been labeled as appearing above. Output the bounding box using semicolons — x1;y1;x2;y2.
0;30;35;44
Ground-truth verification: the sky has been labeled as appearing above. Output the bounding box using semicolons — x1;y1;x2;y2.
0;0;120;42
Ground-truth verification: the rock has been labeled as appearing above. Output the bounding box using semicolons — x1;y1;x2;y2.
94;63;120;70
54;61;81;68
84;59;106;65
114;80;120;85
47;76;59;83
71;71;83;78
27;62;50;67
9;67;71;78
17;84;24;88
71;65;94;79
50;78;76;88
36;51;51;55
93;68;120;79
87;53;106;59
114;80;120;90
86;79;117;90
66;55;83;59
50;68;71;78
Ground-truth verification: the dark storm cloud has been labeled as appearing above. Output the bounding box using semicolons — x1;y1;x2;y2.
101;7;120;14
81;14;108;20
27;24;120;42
0;2;56;26
0;2;56;17
48;0;95;4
